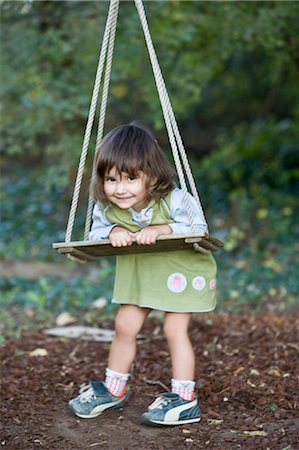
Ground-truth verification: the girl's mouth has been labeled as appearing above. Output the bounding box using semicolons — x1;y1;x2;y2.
115;196;134;201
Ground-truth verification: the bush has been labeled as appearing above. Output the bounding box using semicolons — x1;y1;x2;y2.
195;118;299;218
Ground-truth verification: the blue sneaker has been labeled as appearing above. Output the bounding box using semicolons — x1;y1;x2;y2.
68;381;126;419
141;393;201;426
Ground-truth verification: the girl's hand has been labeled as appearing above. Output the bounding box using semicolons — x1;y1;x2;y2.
134;225;172;245
109;226;134;247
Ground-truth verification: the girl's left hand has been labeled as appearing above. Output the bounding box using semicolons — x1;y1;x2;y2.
134;225;172;245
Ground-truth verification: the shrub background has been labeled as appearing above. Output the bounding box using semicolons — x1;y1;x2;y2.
1;1;298;339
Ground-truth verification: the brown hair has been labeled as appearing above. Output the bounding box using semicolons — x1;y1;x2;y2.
92;122;175;205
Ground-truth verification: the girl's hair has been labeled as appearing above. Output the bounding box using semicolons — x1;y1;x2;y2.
92;122;175;204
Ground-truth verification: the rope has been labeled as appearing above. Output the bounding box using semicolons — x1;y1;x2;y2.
134;0;207;231
65;0;119;243
84;0;120;240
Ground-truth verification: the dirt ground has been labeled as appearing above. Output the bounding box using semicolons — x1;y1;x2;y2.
1;310;298;450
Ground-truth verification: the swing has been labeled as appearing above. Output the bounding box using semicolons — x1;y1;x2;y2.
53;0;223;263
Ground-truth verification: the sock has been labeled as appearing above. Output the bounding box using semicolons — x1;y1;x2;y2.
171;378;195;401
104;368;130;397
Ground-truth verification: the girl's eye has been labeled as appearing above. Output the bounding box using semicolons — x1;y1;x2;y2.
128;176;137;181
105;177;116;182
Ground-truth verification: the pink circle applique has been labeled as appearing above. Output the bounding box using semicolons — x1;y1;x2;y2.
192;276;206;291
210;279;217;290
167;273;187;293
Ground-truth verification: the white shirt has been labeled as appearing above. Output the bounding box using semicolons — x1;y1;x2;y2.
89;188;208;240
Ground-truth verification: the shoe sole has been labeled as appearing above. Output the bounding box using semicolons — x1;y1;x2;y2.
69;397;126;419
141;415;201;426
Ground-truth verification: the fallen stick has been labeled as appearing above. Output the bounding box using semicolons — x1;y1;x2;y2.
144;378;169;392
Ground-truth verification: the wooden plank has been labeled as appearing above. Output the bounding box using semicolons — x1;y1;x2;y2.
198;238;220;252
53;233;223;258
58;247;95;263
53;233;203;248
184;237;211;254
185;236;223;252
205;234;224;248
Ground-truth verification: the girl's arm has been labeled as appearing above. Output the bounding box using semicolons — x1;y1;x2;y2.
89;203;133;247
134;189;207;245
168;188;208;235
134;223;172;245
89;203;116;240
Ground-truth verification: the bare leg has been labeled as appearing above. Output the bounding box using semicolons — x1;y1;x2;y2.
108;304;151;373
163;312;194;380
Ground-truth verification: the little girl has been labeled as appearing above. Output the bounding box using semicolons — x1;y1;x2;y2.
69;122;217;426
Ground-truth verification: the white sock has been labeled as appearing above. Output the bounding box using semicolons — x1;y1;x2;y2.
104;368;130;397
171;378;195;401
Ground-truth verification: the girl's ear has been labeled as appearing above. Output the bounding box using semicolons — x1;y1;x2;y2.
148;177;157;197
149;177;157;187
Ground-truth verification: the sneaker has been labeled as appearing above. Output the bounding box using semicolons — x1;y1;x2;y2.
68;381;126;419
141;393;201;426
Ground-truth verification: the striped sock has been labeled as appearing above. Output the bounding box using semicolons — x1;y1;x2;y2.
171;379;195;401
104;368;129;398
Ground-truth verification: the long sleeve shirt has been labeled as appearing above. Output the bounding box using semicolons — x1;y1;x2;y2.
89;187;208;241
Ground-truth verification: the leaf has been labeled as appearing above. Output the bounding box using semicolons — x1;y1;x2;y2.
267;367;282;377
29;348;48;357
233;366;245;376
288;343;299;352
91;297;107;310
282;207;292;217
270;403;277;412
239;430;267;437
208;419;224;426
249;369;260;377
263;259;282;272
55;312;76;326
257;208;268;219
234;259;248;269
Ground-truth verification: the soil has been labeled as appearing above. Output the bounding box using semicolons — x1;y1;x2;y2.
1;310;298;450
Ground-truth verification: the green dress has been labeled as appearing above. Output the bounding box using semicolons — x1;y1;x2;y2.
105;194;217;313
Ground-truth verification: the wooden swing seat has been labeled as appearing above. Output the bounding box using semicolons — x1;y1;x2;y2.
53;233;223;263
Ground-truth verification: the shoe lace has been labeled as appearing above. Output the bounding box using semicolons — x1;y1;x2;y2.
78;384;96;403
148;396;170;411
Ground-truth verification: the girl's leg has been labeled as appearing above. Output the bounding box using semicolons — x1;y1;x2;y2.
108;304;150;373
140;313;200;425
163;312;194;380
68;304;150;417
164;312;196;400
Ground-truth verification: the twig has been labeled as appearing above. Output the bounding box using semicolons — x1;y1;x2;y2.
69;344;80;359
144;378;169;391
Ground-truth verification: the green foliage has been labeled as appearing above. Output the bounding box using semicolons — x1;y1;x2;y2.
1;1;299;340
0;167;72;260
0;270;115;341
0;271;114;314
195;118;299;216
216;234;299;312
1;1;299;175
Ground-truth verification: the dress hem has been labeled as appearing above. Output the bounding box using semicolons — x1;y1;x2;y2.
111;299;216;313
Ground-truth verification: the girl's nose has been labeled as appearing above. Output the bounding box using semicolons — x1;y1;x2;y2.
115;181;126;194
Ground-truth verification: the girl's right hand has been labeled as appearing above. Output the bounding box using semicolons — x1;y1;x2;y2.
109;226;134;247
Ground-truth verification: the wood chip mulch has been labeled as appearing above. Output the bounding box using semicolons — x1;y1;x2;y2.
1;310;298;449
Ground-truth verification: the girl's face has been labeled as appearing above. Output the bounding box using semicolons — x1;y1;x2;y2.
104;167;149;212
